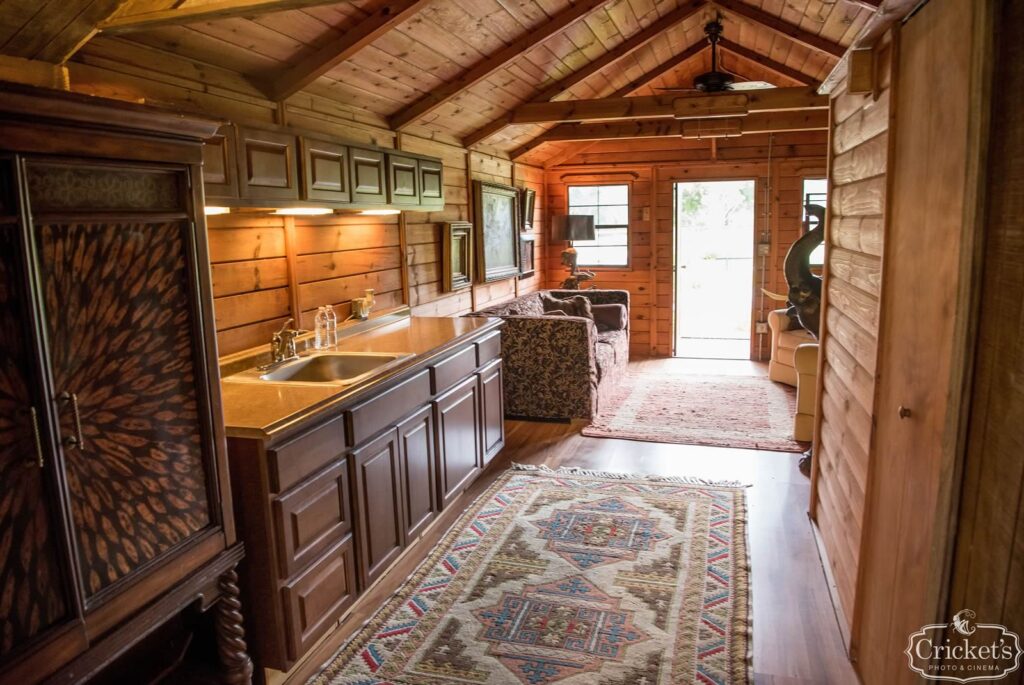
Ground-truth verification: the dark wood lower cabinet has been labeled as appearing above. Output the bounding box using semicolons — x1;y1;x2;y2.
352;429;405;588
435;374;483;509
398;406;437;542
226;327;503;678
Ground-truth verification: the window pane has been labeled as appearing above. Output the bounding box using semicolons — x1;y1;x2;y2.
577;245;628;266
596;226;627;245
598;205;628;225
569;186;598;205
598;184;628;204
571;204;598;218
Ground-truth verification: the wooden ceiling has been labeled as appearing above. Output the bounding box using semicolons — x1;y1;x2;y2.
0;0;879;162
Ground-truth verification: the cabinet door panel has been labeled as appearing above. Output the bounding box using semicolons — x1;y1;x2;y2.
0;219;76;661
397;406;436;540
479;359;504;466
418;158;444;208
386;153;419;206
273;458;351;578
434;375;482;509
30;161;219;601
237;127;299;201
202;125;238;199
301;137;349;203
349;147;386;204
352;429;404;587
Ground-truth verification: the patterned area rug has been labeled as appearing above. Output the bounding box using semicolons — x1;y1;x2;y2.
583;373;805;453
311;465;750;685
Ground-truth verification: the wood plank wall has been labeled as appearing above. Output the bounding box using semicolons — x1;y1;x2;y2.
64;42;545;357
544;132;827;358
810;30;894;640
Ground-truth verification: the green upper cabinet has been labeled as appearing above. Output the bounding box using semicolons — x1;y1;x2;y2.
386;153;419;206
301;137;350;203
349;146;387;204
417;157;444;209
236;126;300;202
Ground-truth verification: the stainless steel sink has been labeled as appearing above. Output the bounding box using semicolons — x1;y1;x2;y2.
234;352;413;385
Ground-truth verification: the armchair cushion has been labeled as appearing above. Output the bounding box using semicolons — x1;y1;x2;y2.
541;292;593;320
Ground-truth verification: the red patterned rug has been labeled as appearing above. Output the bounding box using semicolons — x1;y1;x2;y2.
583;372;806;452
310;465;750;685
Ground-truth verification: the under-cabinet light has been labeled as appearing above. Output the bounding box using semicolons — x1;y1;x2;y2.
360;209;402;216
204;206;231;215
273;207;334;216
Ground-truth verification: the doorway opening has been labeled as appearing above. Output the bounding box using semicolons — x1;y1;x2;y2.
673;180;756;360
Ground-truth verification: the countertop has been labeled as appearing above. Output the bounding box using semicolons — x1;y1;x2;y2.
219;315;502;442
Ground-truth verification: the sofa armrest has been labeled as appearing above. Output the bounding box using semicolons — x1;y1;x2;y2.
767;308;792;334
498;315;599;419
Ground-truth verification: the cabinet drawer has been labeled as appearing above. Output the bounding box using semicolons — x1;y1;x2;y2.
430;344;477;395
273;458;351;578
268;414;347;493
281;536;357;662
346;370;430;446
475;331;501;366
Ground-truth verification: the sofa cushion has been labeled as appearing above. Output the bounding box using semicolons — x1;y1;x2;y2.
592;303;627;332
541;292;593;320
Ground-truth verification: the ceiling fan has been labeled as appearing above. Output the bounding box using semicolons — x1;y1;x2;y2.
655;15;775;94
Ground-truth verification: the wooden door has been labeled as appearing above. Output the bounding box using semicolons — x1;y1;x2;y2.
479;359;504;466
434;375;482;509
26;159;224;606
351;428;404;587
853;0;985;679
349;147;386;204
397;406;437;541
0;159;84;668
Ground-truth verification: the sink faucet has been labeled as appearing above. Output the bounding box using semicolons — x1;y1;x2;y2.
269;319;303;364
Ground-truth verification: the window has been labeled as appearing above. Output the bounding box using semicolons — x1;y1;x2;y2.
802;178;827;267
567;184;629;267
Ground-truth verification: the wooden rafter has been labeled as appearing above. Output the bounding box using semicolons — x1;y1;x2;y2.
506;87;826;125
461;0;707;148
4;0;126;63
262;0;433;102
99;0;349;33
712;0;846;59
718;38;821;88
511;110;828;157
389;0;613;131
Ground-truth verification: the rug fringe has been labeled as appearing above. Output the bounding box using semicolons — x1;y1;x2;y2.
511;462;750;488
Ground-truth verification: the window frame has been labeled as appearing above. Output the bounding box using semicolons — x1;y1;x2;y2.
566;182;632;270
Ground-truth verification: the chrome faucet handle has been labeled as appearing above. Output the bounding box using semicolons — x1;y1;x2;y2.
270;318;298;363
275;318;295;336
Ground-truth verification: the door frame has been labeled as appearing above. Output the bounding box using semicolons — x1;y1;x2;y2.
669;176;760;359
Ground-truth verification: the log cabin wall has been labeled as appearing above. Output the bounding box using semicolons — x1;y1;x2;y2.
64;44;545;355
809;29;895;641
544;132;827;357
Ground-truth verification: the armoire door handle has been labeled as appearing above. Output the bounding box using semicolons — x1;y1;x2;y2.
28;406;44;468
59;391;85;449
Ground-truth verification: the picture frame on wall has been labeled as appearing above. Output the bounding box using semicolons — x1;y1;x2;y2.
443;221;473;292
520;187;536;232
519;234;536;278
473;180;520;283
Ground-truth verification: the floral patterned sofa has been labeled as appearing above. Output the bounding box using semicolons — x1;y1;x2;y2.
467;290;630;420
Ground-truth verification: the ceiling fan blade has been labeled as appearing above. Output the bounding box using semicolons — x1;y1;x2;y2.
730;81;777;91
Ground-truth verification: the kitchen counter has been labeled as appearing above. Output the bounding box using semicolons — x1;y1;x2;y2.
219;314;502;442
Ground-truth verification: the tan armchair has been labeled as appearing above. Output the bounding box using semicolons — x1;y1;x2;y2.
794;342;819;442
767;308;816;387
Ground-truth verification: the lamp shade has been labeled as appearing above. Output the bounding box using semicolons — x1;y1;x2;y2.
551;214;596;241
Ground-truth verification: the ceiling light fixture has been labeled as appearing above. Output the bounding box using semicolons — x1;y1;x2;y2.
204;206;231;216
273;207;334;216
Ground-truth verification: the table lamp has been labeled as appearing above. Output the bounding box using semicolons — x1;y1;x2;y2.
551;214;596;289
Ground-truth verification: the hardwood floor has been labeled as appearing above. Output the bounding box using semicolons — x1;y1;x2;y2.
287;358;857;685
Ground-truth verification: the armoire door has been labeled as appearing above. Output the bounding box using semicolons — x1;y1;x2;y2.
0;160;83;667
24;159;223;606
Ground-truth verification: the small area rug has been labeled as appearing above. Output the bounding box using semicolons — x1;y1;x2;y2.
311;465;750;685
583;372;805;452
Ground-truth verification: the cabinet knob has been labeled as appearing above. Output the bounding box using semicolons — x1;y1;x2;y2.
898;405;912;419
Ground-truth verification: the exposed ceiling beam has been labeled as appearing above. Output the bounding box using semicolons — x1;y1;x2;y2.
712;0;846;59
5;0;127;63
511;109;828;157
718;38;821;88
506;87;826;125
261;0;432;102
605;40;707;98
461;0;707;148
820;0;921;94
389;0;613;130
100;0;349;33
542;141;601;168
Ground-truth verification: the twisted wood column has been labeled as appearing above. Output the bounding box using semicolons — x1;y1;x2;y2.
214;568;254;685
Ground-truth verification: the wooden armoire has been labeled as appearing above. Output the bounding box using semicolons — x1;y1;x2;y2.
0;84;252;684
